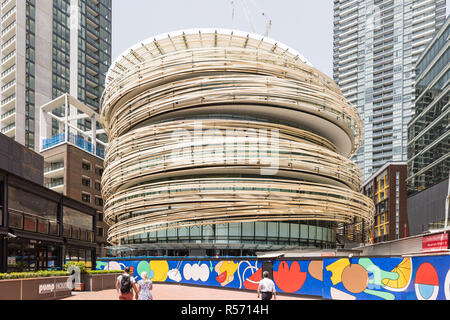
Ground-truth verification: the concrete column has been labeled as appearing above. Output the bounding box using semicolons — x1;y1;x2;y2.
0;238;7;273
64;94;69;143
69;0;80;98
13;0;27;147
92;115;96;155
34;0;53;152
0;176;8;273
39;106;50;151
56;245;64;271
2;176;8;229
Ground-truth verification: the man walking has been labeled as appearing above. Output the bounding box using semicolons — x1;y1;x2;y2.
116;267;138;300
257;271;276;301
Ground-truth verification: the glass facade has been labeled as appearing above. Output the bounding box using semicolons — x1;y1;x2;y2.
122;221;337;251
8;186;59;236
63;206;94;243
7;241;93;272
77;0;111;113
0;182;3;227
64;246;93;269
52;0;71;99
52;0;71;136
7;239;59;272
1;170;96;273
52;0;112;106
75;0;111;142
407;17;449;194
333;0;446;180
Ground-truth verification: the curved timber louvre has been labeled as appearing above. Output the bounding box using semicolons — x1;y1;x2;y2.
101;29;374;250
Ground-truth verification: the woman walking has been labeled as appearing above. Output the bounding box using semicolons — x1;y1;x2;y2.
136;271;153;300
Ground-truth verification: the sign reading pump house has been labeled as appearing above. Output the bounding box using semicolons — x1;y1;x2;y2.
39;281;72;295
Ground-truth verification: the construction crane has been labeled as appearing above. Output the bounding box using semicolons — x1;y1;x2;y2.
261;12;272;38
231;0;272;37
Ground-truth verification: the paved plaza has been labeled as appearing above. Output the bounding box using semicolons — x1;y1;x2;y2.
63;283;316;300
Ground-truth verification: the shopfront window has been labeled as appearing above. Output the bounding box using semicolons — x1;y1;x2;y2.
23;215;37;232
6;240;45;272
63;206;94;242
70;247;78;261
37;219;49;234
9;211;23;229
121;220;337;250
7;242;24;272
8;186;58;235
64;247;93;270
47;246;58;269
0;182;3;227
23;243;36;270
49;221;59;236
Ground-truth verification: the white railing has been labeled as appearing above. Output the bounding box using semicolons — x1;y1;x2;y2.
1;5;15;23
1;78;15;92
1;34;15;50
1;64;15;78
1;20;15;37
1;49;15;64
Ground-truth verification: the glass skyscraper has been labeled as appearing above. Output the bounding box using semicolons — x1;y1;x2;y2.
407;15;449;194
333;0;446;180
0;0;111;151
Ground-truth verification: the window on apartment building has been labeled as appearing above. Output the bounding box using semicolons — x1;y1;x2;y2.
98;212;103;222
365;185;374;198
97;227;104;237
95;166;104;176
95;181;101;191
82;193;91;204
95;197;104;207
82;177;91;188
82;161;91;171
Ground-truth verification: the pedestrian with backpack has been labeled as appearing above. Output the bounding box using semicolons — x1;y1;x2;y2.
116;267;138;300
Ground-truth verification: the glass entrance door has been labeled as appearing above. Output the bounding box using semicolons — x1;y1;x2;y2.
36;247;48;270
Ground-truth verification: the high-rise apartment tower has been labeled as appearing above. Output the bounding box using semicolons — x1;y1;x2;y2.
0;0;111;151
333;0;446;180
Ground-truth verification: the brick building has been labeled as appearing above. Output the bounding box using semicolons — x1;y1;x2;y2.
362;162;409;244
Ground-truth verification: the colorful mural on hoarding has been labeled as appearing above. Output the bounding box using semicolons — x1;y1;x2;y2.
323;255;450;300
272;260;323;297
96;259;264;291
97;255;450;300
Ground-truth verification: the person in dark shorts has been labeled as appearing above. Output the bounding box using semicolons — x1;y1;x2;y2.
116;267;138;300
257;271;277;301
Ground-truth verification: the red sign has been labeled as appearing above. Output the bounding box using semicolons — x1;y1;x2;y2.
422;233;449;252
321;252;336;257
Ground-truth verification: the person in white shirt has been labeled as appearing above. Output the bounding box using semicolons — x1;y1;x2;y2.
257;271;277;300
116;267;138;300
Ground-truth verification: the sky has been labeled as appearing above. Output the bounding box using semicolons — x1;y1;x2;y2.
112;0;450;79
111;0;334;77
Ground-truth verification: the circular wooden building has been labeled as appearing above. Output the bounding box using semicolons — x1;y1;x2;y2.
101;29;374;255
